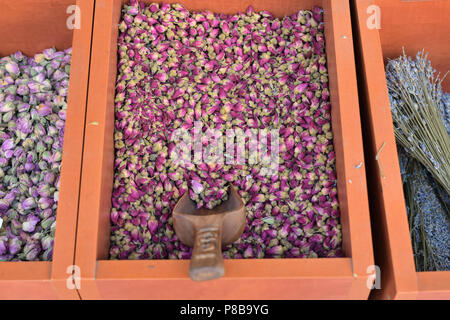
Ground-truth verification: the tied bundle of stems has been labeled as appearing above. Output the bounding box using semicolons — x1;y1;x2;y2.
387;50;450;195
387;50;450;271
399;148;449;271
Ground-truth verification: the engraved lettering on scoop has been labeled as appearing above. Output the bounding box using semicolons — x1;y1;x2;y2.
195;227;219;259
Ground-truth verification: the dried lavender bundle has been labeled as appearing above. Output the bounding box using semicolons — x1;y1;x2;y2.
439;93;450;135
386;50;450;194
389;51;450;271
399;148;450;271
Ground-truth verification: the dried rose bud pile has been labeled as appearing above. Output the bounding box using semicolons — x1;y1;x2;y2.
110;1;342;260
0;48;71;261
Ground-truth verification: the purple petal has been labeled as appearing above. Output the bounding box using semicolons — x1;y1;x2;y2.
41;236;53;251
22;215;40;233
21;197;36;210
5;61;19;76
0;102;15;112
1;139;14;152
148;219;158;234
36;104;52;117
8;238;22;255
191;180;204;194
17;118;33;134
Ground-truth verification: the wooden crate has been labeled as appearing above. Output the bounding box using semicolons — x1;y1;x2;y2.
75;0;374;299
0;0;94;300
351;0;450;300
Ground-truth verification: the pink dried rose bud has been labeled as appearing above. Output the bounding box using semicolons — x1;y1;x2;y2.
109;2;340;260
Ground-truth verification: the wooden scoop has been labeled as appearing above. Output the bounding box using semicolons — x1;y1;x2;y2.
173;186;246;281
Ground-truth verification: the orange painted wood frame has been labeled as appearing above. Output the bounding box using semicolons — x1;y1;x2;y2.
75;0;374;299
351;0;450;300
0;0;95;300
376;0;450;92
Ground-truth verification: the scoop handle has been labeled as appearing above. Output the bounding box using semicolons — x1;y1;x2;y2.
189;215;224;281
